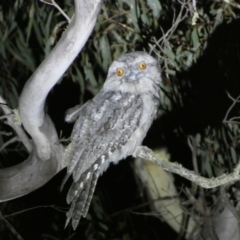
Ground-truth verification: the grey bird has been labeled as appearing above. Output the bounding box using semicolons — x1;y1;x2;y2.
63;51;162;230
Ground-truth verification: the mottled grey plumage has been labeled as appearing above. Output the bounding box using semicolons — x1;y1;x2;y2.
64;51;161;229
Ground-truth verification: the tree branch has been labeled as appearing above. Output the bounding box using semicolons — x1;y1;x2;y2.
134;146;240;189
0;0;103;202
19;0;103;161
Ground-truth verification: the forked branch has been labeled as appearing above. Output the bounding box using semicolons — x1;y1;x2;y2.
0;0;103;202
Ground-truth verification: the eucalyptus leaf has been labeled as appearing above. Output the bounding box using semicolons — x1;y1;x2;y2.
26;3;35;44
202;158;213;177
99;35;112;72
75;66;85;94
191;28;200;50
230;147;237;164
146;0;162;18
84;55;98;87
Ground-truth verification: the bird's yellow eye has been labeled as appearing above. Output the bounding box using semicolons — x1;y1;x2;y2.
139;62;147;70
116;68;124;76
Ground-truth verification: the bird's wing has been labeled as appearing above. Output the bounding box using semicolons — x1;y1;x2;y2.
65;90;143;229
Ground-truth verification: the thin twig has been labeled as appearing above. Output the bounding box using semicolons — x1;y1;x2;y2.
192;0;197;11
40;0;71;23
4;205;67;218
0;136;20;152
223;0;240;9
0;95;32;152
149;0;190;76
0;211;24;240
223;92;240;123
0;131;12;136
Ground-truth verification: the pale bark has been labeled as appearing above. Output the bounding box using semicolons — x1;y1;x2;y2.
0;0;103;202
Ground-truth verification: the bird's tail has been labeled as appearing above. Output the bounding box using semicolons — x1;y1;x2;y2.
65;168;100;230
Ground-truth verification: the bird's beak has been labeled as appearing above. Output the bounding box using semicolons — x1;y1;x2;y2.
126;70;139;82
